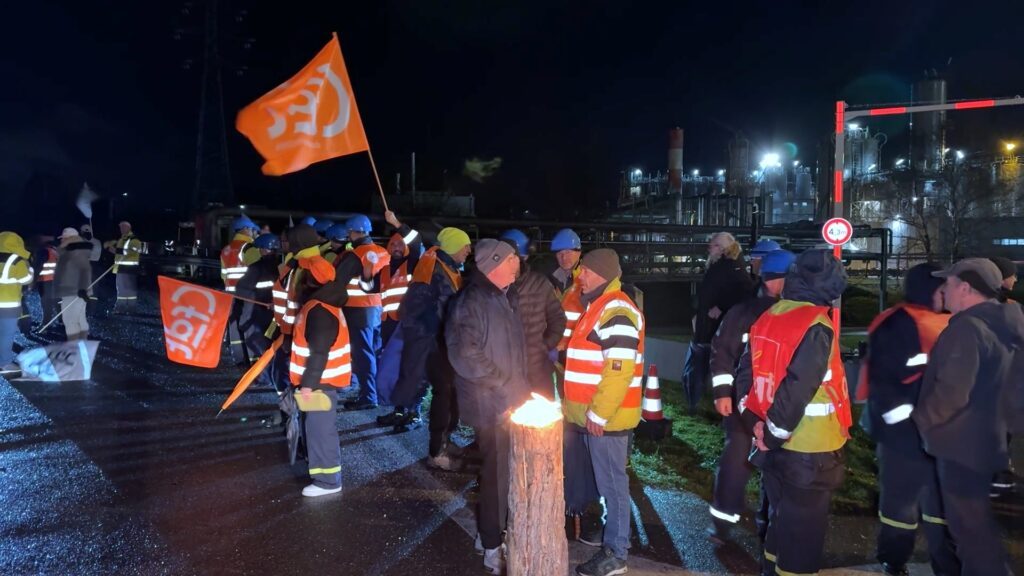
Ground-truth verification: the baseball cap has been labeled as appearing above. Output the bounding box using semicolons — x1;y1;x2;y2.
58;227;78;239
932;258;1003;298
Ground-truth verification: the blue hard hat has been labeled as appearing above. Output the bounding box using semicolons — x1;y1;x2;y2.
750;239;781;257
253;233;280;251
233;215;258;231
760;249;796;277
550;228;581;252
325;223;348;242
300;216;317;227
345;214;372;234
313;219;335;234
499;229;530;257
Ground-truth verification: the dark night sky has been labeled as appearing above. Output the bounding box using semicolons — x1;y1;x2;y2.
3;0;1024;232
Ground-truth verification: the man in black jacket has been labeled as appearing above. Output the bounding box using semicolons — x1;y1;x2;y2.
446;239;530;575
915;258;1024;576
989;255;1018;498
706;249;794;544
685;232;753;411
863;263;957;576
499;229;565;399
236;234;285;395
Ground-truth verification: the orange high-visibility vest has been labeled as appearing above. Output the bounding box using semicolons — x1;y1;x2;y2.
557;279;584;350
411;246;462;291
563;290;646;411
381;261;411;321
344;244;390;308
290;299;352;387
856;303;949;401
220;237;253;292
747;302;853;435
272;264;300;335
39;246;58;282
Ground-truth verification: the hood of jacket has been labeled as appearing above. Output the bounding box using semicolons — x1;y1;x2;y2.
782;249;847;305
957;300;1024;350
0;232;29;259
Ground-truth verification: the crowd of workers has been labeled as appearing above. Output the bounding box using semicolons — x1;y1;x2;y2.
0;214;1020;576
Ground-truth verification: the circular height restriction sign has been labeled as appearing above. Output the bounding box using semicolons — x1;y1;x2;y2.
822;217;854;246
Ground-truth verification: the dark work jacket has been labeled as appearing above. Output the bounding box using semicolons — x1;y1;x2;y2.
298;278;349;390
709;293;779;401
445;270;530;429
236;254;280;337
736;319;833;451
914;301;1024;473
514;261;566;395
402;249;462;341
694;256;754;343
864;309;930;454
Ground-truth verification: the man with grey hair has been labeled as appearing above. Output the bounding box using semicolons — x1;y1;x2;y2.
914;258;1024;575
684;232;753;411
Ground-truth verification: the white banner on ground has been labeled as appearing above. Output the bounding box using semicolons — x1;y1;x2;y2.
15;341;100;382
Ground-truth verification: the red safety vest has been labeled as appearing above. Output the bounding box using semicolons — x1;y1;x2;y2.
557;279;584;350
855;303;949;401
747;302;853;436
220;236;253;292
411;247;462;291
39;246;58;282
381;261;411;321
344;244;390;308
563;290;646;411
290;299;352;388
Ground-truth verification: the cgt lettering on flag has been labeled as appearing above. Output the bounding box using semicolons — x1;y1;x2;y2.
158;276;233;368
236;33;369;176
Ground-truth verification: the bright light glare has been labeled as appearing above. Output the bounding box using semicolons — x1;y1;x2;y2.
759;153;781;169
895;158;905;167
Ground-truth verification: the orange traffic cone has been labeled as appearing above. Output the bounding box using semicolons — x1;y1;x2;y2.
642;364;664;421
637;364;672;440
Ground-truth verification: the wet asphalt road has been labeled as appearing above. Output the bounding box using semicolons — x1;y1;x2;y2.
1;292;1021;575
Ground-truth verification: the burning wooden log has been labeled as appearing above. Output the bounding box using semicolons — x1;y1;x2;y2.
506;393;568;576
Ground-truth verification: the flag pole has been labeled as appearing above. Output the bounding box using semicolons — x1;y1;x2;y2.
365;147;389;212
330;31;389;213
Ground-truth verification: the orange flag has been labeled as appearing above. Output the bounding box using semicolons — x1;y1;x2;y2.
158;276;233;368
236;33;369;175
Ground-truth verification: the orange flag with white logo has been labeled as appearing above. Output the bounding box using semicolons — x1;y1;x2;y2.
158;276;233;368
236;33;369;175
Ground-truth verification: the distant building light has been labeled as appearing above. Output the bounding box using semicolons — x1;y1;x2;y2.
848;123;859;130
956;150;965;160
942;148;950;154
1006;142;1017;152
239;204;247;210
759;153;781;169
793;160;800;167
632;168;642;177
716;169;725;177
868;164;877;171
895;158;906;167
912;196;919;202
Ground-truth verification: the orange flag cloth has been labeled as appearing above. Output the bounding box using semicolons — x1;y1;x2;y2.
158;276;233;368
236;34;369;175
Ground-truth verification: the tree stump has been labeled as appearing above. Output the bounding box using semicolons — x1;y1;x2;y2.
507;396;568;576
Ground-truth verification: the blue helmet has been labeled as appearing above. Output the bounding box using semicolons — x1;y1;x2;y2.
760;249;795;277
346;214;372;234
750;239;781;257
253;234;280;251
233;215;258;231
499;229;530;257
313;219;335;234
300;216;317;227
550;228;581;252
325;223;349;242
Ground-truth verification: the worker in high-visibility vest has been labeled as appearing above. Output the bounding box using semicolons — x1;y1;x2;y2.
325;215;390;411
0;232;33;375
562;248;645;576
380;210;422;345
221;216;261;364
106;221;143;314
736;249;851;576
35;239;59;328
859;262;957;576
